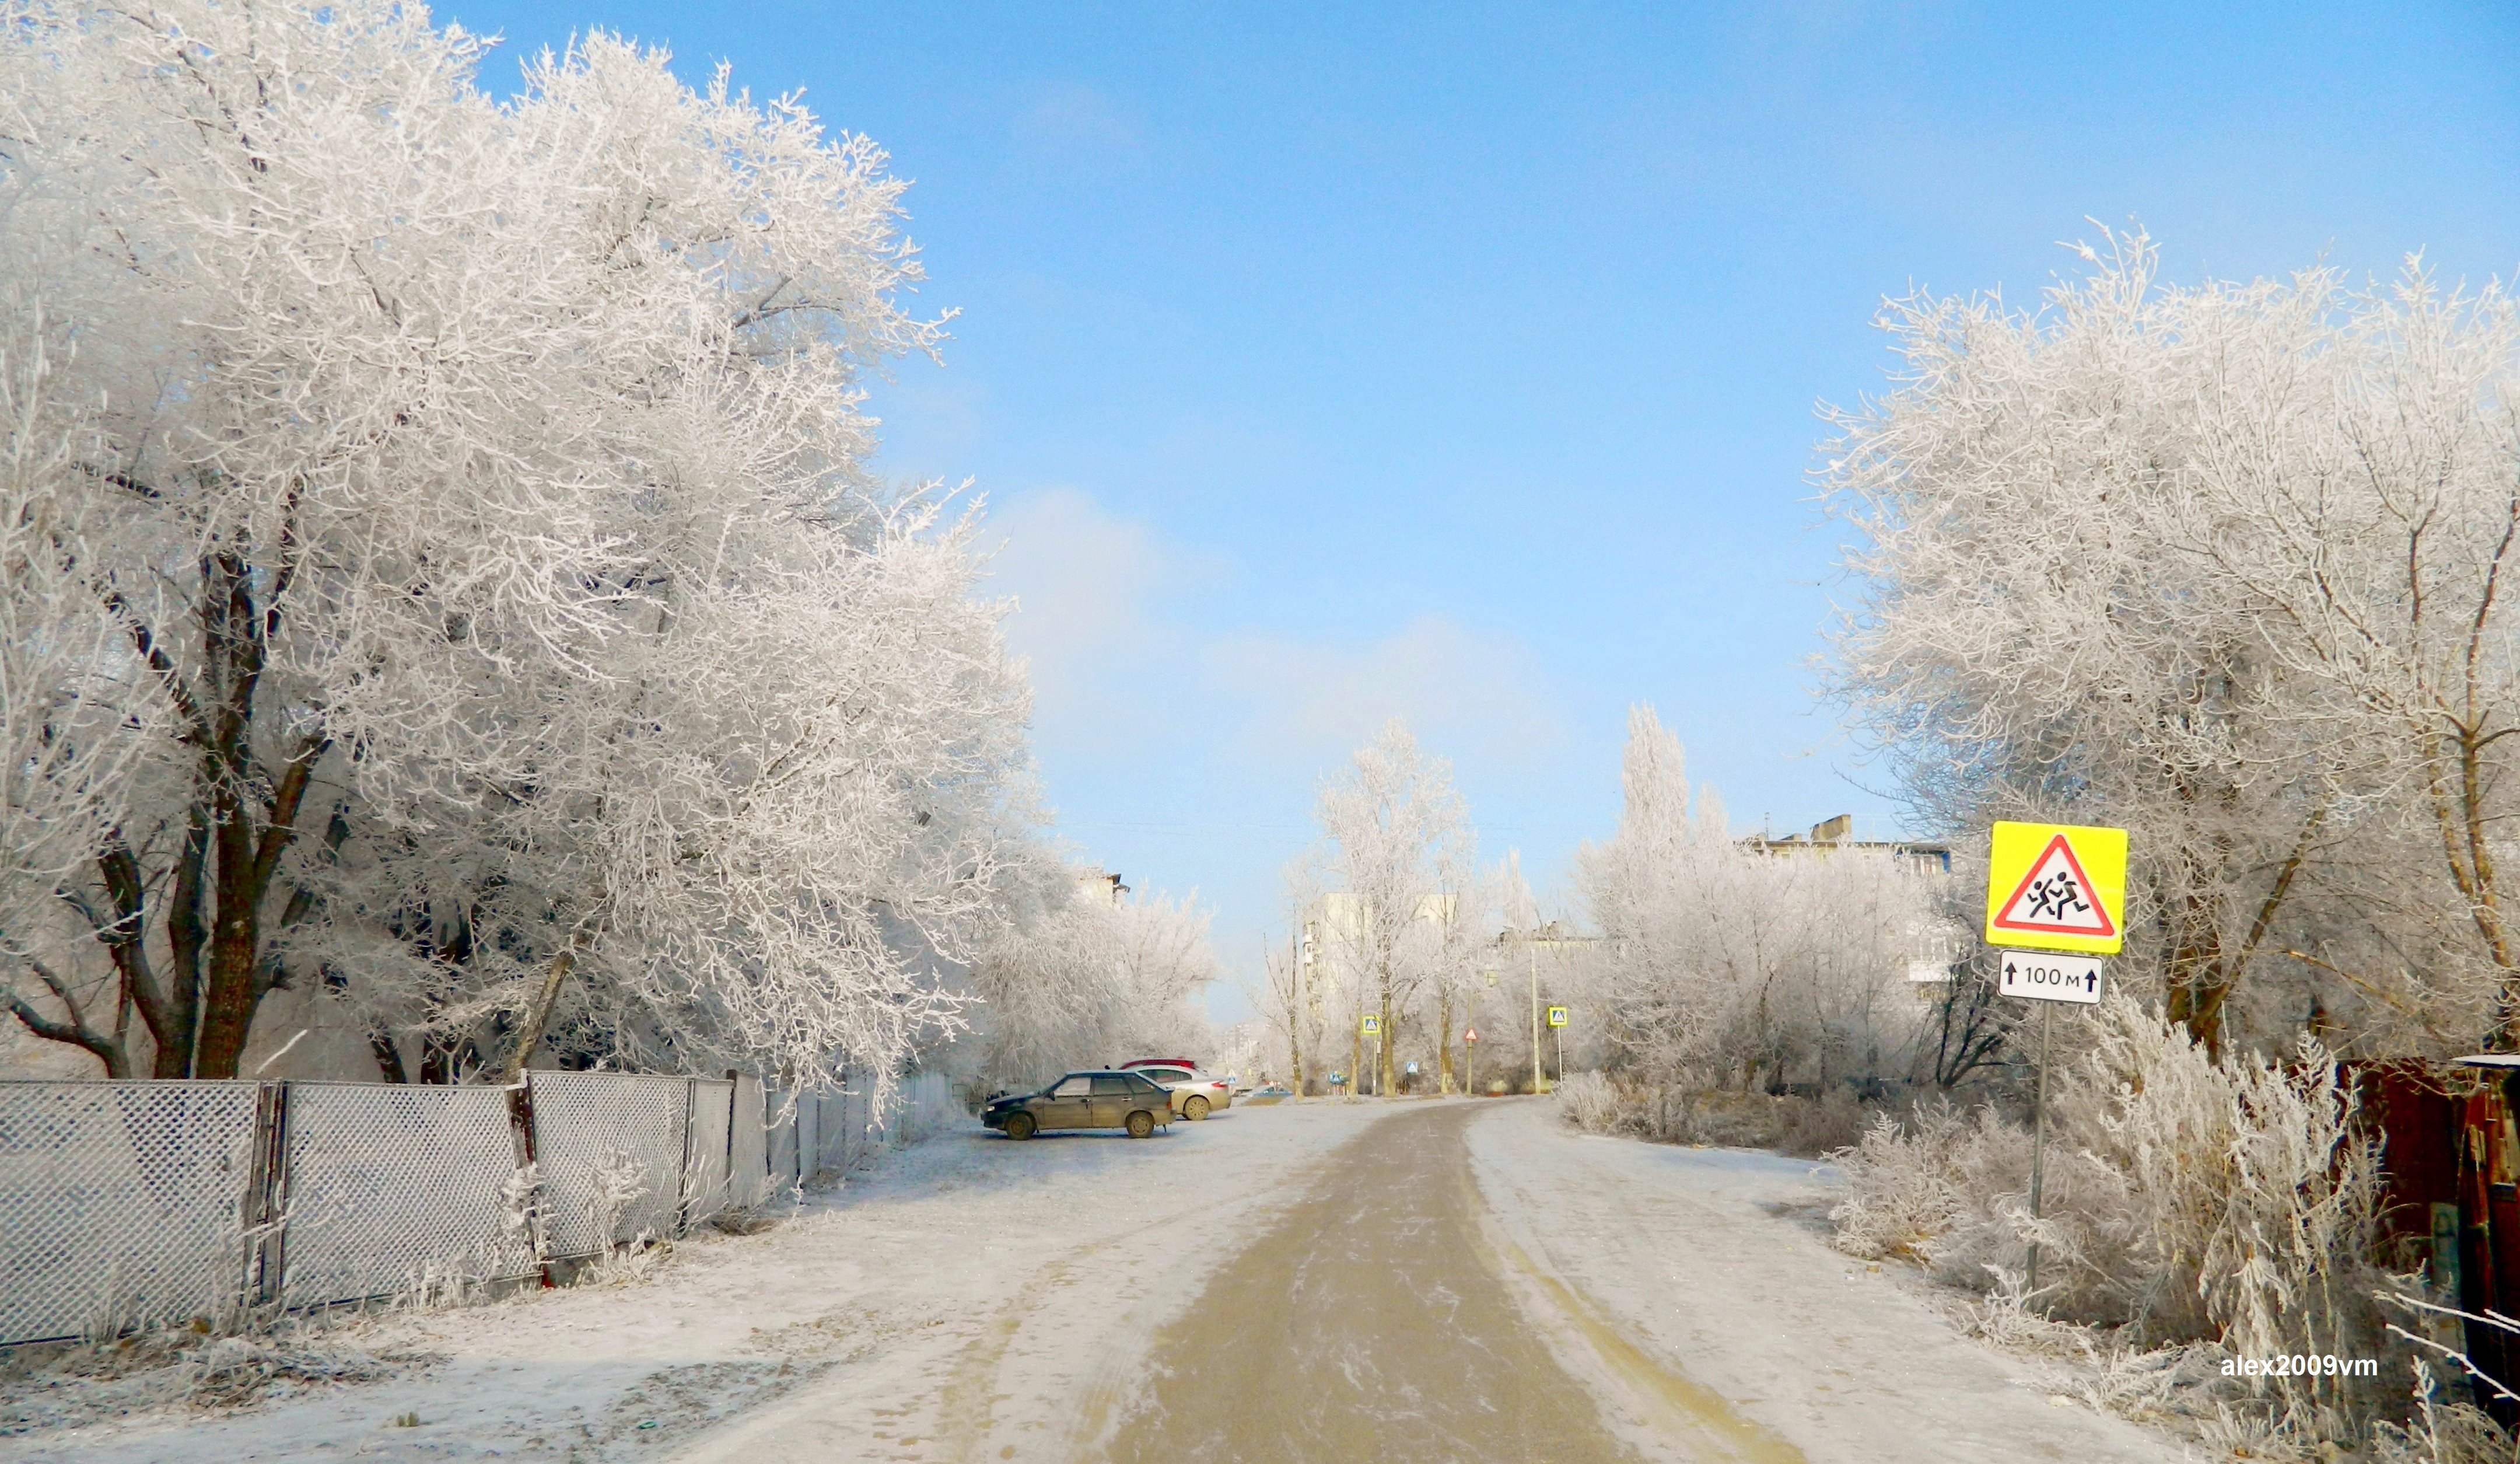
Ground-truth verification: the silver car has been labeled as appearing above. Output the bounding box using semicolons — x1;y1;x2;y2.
1125;1062;1233;1120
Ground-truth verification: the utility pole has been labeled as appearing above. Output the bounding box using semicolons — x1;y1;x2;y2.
1529;939;1544;1095
1288;925;1307;1099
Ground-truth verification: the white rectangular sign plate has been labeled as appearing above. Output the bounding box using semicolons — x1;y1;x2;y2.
1996;950;2105;1005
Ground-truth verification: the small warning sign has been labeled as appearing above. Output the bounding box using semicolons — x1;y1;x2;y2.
1546;1006;1569;1028
1985;822;2128;955
1463;1027;1479;1044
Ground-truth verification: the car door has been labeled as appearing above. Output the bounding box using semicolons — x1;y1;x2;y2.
1089;1074;1138;1127
1038;1074;1094;1131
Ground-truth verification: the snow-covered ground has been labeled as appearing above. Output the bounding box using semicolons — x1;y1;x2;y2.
1465;1100;2183;1462
0;1098;2187;1463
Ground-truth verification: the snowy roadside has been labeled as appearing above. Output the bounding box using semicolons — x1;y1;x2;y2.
1465;1100;2190;1463
0;1100;1390;1464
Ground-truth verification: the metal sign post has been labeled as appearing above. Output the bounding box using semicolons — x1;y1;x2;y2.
1546;1006;1568;1084
1464;1026;1479;1096
2029;1002;2052;1292
1984;822;2128;1300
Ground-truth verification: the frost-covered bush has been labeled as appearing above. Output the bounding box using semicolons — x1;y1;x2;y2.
1558;1070;1868;1156
1832;997;2391;1420
1556;1071;1621;1133
2372;1367;2514;1464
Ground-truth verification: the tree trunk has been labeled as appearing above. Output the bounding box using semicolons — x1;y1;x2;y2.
1436;987;1455;1095
1377;989;1396;1096
501;900;607;1082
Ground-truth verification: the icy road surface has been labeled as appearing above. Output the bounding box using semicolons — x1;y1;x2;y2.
2;1098;2180;1463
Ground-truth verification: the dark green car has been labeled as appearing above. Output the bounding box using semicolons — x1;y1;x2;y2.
982;1070;1175;1140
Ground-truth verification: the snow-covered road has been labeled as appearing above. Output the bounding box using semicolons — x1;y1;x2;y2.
2;1098;2183;1463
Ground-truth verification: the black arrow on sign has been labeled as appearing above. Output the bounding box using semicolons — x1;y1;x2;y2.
2003;958;2017;987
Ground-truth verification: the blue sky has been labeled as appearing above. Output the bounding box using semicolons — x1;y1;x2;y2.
445;0;2520;1019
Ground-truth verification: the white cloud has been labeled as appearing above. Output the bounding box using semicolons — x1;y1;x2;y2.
985;487;1209;728
1204;615;1564;768
988;488;1563;774
1010;85;1149;170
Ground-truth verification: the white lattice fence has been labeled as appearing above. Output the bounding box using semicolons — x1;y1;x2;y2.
0;1071;780;1344
279;1084;534;1308
0;1082;260;1346
530;1072;691;1259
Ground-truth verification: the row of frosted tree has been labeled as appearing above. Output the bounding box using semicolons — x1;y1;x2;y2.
0;1;1214;1092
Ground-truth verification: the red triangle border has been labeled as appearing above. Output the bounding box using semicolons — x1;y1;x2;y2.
1991;833;2118;938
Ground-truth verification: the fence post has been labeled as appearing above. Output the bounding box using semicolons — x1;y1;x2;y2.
674;1077;700;1237
239;1080;292;1318
798;1092;817;1189
506;1077;555;1287
729;1072;764;1207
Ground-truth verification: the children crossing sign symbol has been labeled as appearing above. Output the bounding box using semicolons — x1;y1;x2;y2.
1984;821;2128;956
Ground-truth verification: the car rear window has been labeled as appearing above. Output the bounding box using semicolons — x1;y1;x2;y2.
1091;1075;1136;1095
1142;1068;1189;1083
1126;1074;1168;1093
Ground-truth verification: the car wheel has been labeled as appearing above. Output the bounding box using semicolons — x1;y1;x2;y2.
1125;1109;1156;1139
1006;1111;1037;1141
1184;1095;1211;1121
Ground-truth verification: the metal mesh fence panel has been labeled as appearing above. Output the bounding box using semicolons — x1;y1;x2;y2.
683;1079;732;1221
530;1072;689;1259
278;1084;531;1308
0;1081;258;1346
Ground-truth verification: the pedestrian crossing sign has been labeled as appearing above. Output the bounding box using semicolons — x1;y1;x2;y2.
1360;1014;1381;1036
1985;821;2127;956
1546;1006;1569;1028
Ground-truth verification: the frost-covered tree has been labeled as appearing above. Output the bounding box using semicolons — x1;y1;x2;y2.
1818;231;2520;1057
0;336;177;1075
2170;268;2520;1048
964;867;1218;1090
1577;707;1938;1092
1819;236;2336;1057
0;1;1037;1086
1294;721;1475;1096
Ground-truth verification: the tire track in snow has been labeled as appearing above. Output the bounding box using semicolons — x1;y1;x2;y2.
1102;1100;1797;1463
